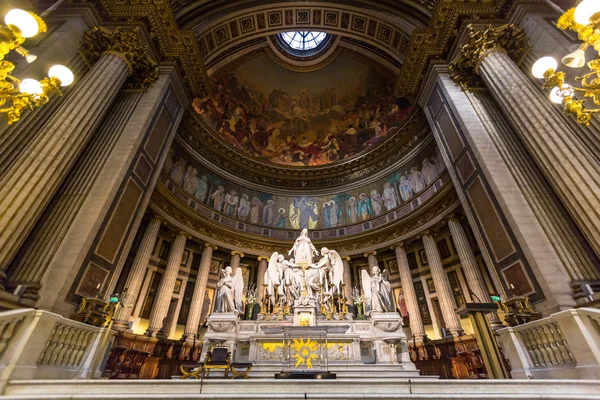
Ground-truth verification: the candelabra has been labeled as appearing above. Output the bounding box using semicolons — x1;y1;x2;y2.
531;0;600;126
1;9;74;124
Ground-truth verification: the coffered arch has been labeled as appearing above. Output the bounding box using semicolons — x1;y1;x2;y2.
178;2;432;73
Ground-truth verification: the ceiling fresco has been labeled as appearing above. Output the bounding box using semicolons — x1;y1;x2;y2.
192;53;413;167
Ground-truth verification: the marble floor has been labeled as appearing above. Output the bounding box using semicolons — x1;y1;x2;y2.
2;378;599;400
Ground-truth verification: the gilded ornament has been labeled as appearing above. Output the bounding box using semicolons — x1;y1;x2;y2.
449;24;529;89
80;27;158;90
534;7;600;126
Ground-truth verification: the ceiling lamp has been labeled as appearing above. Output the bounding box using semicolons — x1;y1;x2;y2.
531;0;600;126
1;9;74;125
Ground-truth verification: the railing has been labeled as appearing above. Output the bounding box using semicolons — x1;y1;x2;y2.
0;309;113;394
497;308;600;380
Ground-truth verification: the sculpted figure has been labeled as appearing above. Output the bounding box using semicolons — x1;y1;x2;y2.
288;228;319;264
361;266;394;314
215;266;244;315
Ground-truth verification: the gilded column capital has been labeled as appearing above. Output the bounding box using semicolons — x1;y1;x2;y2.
343;256;351;262
363;250;377;258
204;242;218;251
390;242;404;250
449;24;529;88
257;256;270;262
417;230;432;239
81;27;159;90
152;214;167;225
177;230;192;239
231;250;245;258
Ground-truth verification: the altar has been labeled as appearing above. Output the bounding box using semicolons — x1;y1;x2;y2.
203;230;420;378
202;312;418;378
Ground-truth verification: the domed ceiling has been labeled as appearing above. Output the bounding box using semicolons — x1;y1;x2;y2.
192;49;413;167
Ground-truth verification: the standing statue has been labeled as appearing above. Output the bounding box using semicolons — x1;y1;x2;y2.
361;266;394;314
314;247;344;295
288;228;319;264
215;266;244;315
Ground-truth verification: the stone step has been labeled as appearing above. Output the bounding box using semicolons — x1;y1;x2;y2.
3;378;599;400
243;363;425;379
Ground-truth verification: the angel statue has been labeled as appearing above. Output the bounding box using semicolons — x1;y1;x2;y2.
265;253;285;306
288;228;319;264
361;266;394;314
215;266;244;315
314;248;344;295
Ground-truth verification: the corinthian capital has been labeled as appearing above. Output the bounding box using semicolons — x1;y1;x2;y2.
449;24;529;88
81;27;158;90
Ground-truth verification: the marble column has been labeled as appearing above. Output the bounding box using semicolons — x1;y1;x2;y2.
0;28;157;287
114;216;164;329
146;230;190;337
182;242;217;340
392;243;425;341
420;231;463;336
256;256;269;297
446;216;491;304
364;251;378;270
230;251;244;274
342;257;353;302
456;25;600;257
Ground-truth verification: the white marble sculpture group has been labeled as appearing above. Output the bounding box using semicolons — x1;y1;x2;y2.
215;228;394;317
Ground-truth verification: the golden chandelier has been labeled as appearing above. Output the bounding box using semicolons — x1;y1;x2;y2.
532;0;600;126
1;9;74;124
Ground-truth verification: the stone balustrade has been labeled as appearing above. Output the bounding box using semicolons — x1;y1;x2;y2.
497;308;600;380
0;309;113;394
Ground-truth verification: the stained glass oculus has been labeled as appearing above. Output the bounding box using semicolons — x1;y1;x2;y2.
280;31;328;51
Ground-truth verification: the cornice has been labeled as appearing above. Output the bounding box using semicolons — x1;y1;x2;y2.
177;108;431;191
65;0;210;98
150;176;458;256
396;0;538;99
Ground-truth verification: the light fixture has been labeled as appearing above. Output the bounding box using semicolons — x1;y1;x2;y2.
19;78;43;95
532;1;600;126
1;9;74;124
573;0;600;26
48;65;74;86
531;56;557;79
550;84;574;104
4;9;40;38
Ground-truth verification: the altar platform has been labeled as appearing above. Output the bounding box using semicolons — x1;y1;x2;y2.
201;311;420;379
3;378;599;399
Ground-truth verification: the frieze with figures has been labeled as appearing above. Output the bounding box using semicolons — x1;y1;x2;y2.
163;140;445;231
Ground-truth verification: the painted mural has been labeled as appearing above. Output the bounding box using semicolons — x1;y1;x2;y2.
192;54;413;167
163;142;445;231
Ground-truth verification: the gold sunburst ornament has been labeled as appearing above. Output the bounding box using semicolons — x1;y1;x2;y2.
291;338;320;369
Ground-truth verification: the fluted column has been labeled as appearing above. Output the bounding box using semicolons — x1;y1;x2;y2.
420;231;463;336
0;27;158;286
256;256;269;296
392;243;425;341
452;25;600;257
342;257;352;301
230;251;244;274
364;251;378;270
114;216;164;328
445;216;489;302
447;216;502;326
183;242;217;340
147;230;190;337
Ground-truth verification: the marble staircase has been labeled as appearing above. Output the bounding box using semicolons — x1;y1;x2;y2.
2;378;599;400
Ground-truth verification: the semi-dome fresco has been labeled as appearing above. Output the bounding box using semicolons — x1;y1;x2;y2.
192;53;413;167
